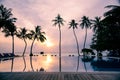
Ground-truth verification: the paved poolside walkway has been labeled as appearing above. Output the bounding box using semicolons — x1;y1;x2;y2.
0;72;120;80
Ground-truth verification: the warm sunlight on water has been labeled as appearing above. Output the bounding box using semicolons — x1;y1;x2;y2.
0;53;120;72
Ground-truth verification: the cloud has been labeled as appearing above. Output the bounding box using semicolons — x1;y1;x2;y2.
0;0;118;53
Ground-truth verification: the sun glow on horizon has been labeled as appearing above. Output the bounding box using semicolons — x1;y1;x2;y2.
45;37;54;47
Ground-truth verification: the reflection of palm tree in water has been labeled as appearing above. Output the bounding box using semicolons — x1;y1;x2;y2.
11;58;14;72
23;56;26;72
30;56;34;72
76;56;87;72
76;56;80;72
83;56;87;72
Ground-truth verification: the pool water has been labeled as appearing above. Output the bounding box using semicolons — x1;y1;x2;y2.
0;53;120;72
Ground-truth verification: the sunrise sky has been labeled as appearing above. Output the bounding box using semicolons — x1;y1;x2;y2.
0;0;118;53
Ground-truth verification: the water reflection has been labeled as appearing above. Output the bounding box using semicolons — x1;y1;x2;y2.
23;56;26;72
0;54;120;72
91;57;120;71
30;56;34;72
11;58;14;72
76;56;80;72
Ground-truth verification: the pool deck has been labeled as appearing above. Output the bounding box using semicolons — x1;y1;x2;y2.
0;72;120;80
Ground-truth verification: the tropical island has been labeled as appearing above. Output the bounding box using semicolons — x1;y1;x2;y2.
0;0;120;80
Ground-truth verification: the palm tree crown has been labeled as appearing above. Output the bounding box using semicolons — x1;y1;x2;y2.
91;17;102;32
52;14;64;28
80;16;92;29
69;19;78;29
0;4;17;29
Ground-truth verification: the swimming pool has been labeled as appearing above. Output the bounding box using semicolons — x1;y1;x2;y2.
0;53;120;72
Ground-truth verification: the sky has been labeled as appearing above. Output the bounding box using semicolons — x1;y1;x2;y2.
0;0;119;54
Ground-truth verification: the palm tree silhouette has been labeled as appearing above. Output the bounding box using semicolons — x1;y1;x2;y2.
52;14;65;72
17;27;28;56
0;4;17;55
69;19;80;56
91;17;102;32
29;26;46;56
0;4;16;29
2;24;16;55
80;16;92;49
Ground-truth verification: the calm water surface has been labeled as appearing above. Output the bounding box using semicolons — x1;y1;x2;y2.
0;53;120;72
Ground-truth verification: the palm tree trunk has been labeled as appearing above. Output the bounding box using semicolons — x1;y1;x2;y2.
30;39;35;56
73;29;80;56
59;25;61;72
12;36;14;55
83;28;88;49
23;39;27;56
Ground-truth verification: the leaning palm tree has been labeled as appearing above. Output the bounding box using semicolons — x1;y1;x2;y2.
17;27;28;56
52;14;65;72
69;19;80;56
2;23;17;55
80;16;92;49
29;26;46;56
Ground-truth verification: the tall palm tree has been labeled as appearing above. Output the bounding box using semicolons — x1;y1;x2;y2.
69;19;80;56
80;16;92;49
0;4;17;50
29;26;46;56
17;27;28;56
2;23;17;55
52;14;65;72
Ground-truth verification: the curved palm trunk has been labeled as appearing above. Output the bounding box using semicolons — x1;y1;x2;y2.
23;56;26;72
30;39;35;56
12;36;14;55
73;29;80;56
23;39;27;56
59;25;61;72
83;28;87;49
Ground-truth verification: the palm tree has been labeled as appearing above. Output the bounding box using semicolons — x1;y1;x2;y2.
80;16;92;49
91;17;102;32
0;4;16;29
0;4;17;51
2;23;17;55
29;26;46;56
69;19;80;56
52;14;65;72
17;27;28;56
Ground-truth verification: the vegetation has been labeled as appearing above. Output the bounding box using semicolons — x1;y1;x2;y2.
69;19;80;56
90;4;120;57
52;14;65;72
80;16;92;49
28;26;46;56
1;1;120;58
0;4;17;55
16;27;29;56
